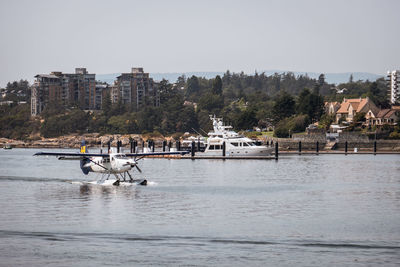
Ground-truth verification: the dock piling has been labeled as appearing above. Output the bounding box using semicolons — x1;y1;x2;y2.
345;141;348;155
298;141;302;155
222;142;226;157
275;142;279;160
316;141;319;154
191;141;195;158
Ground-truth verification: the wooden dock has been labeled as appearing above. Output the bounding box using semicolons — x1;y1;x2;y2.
147;150;400;160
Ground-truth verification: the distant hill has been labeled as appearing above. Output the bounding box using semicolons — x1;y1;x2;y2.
96;71;383;85
262;70;383;84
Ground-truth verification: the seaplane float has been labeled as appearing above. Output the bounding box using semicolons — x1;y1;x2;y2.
34;141;189;186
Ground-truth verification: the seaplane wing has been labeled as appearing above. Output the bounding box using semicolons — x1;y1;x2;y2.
124;151;188;157
34;151;188;158
34;152;107;157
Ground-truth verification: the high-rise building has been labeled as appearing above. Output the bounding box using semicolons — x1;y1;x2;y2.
31;68;97;116
115;68;159;109
387;70;400;104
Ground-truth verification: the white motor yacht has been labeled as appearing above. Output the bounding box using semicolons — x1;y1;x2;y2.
202;115;273;156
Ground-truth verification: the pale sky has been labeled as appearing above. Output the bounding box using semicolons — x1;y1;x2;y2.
0;0;399;86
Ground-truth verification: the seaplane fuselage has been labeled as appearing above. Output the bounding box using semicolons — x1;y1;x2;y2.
84;153;137;174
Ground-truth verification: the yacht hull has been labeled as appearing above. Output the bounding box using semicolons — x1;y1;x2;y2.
200;147;273;157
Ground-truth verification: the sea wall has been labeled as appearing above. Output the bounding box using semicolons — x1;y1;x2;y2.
273;139;400;152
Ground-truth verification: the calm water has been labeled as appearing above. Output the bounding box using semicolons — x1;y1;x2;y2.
0;149;399;266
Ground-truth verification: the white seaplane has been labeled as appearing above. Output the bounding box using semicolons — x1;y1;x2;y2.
34;141;189;186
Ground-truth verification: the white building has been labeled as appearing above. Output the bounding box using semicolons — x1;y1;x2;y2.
387;70;400;104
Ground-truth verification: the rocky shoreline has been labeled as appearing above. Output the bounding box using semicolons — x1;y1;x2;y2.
0;133;150;149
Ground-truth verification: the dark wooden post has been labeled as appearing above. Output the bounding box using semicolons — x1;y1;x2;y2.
222;141;226;157
162;140;166;152
152;140;155;152
117;140;120;153
107;141;111;153
316;141;319;154
176;140;181;151
345;141;348;155
374;141;377;155
191;141;195;157
298;141;302;154
142;141;145;152
168;140;172;151
275;142;279;160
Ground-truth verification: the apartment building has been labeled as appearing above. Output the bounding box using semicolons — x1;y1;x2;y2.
387;70;400;104
115;68;159;109
31;68;96;116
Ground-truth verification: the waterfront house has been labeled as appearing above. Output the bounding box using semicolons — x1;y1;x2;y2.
370;109;399;126
336;97;379;123
325;101;341;115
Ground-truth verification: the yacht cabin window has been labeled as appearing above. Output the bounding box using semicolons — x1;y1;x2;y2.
209;145;221;150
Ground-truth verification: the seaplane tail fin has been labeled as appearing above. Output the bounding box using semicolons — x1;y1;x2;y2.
80;140;88;153
80;140;91;175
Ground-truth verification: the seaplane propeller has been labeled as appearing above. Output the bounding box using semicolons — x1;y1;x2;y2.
134;164;142;173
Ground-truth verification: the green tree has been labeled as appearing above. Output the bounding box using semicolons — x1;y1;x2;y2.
198;93;224;114
273;114;309;138
212;75;223;95
297;88;324;122
235;107;258;130
102;92;112;117
186;75;200;96
272;91;295;122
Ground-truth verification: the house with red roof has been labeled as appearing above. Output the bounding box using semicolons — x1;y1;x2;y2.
369;109;399;126
335;97;379;123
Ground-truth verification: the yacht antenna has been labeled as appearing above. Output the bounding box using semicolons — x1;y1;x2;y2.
199;128;209;136
191;128;204;136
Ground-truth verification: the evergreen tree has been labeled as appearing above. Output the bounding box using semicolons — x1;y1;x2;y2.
272;91;295;122
186;75;200;96
212;75;223;95
102;92;112;117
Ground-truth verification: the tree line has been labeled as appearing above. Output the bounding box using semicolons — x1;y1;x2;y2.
0;71;391;139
